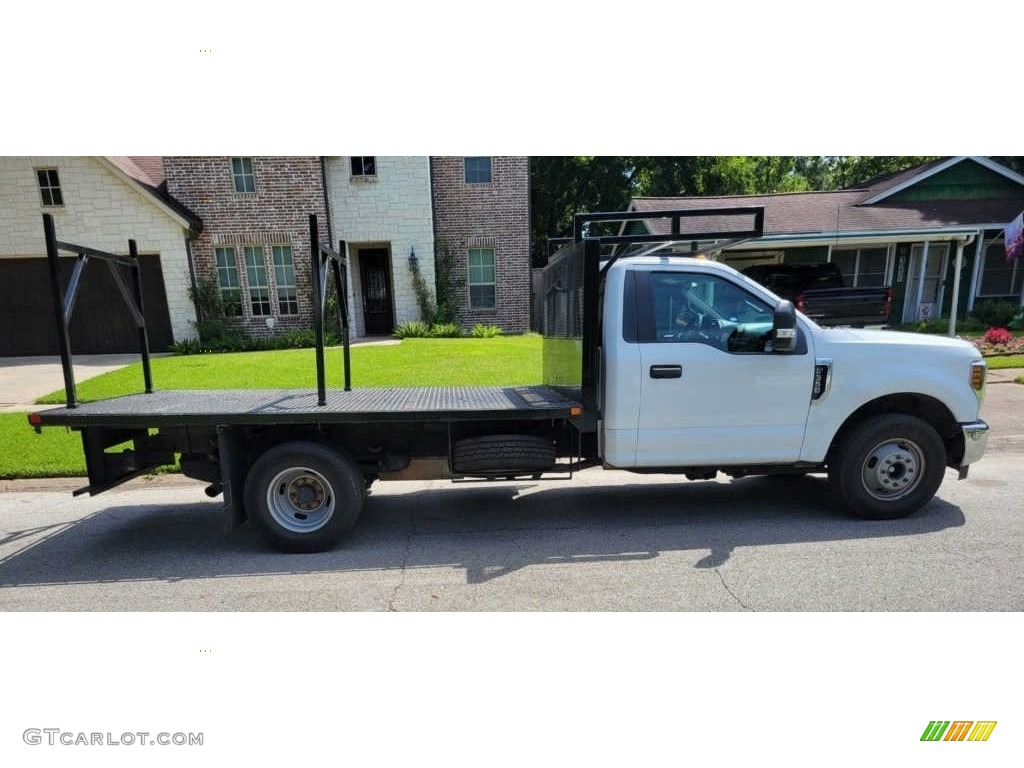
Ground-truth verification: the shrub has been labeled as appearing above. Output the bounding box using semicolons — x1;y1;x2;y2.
428;322;462;338
272;329;316;349
393;321;431;339
170;337;201;355
431;303;456;325
470;323;504;338
972;299;1019;329
983;327;1014;346
194;325;250;352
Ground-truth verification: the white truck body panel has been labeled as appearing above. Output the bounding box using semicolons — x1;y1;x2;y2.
601;256;986;470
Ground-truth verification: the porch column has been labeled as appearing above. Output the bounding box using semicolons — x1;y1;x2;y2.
913;240;930;321
967;234;985;313
947;236;971;337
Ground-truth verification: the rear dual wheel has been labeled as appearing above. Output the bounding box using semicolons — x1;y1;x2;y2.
244;441;365;553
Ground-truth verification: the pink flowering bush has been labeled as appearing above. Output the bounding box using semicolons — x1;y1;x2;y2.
983;327;1014;346
969;326;1024;356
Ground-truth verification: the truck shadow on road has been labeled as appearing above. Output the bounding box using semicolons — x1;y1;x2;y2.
0;474;967;590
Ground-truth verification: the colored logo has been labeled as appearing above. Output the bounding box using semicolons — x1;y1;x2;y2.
921;721;997;742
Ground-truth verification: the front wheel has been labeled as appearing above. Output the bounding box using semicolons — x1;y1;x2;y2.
829;414;946;520
244;441;365;552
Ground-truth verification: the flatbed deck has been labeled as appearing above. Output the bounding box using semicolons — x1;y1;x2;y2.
32;385;582;429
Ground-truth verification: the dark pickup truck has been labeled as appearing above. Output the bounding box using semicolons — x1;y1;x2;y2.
742;262;892;327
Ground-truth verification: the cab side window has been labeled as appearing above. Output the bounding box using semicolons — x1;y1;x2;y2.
641;271;775;353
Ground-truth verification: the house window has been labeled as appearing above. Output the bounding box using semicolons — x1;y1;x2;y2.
464;157;492;184
232;157;256;193
831;247;888;287
350;157;376;177
244;246;271;316
857;248;888;287
36;168;63;206
273;245;298;315
978;240;1024;297
468;247;496;309
214;247;243;316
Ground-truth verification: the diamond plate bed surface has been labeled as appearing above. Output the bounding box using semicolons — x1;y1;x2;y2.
34;386;581;427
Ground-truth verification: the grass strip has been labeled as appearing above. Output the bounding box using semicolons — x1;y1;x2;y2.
36;337;544;404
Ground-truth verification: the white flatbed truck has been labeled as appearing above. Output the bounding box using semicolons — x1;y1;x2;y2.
29;209;990;552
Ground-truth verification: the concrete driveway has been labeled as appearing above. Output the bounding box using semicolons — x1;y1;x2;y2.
0;354;143;412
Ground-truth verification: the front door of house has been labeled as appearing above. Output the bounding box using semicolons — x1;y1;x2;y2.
359;249;394;336
904;244;949;323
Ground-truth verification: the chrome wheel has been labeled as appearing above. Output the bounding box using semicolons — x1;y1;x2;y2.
860;438;924;502
266;467;335;533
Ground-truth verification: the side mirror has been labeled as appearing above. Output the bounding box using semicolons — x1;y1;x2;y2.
772;300;798;353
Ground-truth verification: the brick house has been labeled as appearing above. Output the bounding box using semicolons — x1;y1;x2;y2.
0;156;200;356
163;157;329;340
165;155;532;340
430;156;532;333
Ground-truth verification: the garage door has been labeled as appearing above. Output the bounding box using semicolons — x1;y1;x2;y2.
0;255;175;356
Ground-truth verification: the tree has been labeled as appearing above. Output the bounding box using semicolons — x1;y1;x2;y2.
821;156;941;189
529;156;636;266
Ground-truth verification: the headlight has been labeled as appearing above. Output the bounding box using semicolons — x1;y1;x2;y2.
970;359;986;403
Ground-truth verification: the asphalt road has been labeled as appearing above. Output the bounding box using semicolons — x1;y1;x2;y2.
1;450;1020;611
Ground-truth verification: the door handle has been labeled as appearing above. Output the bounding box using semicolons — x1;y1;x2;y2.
649;364;683;379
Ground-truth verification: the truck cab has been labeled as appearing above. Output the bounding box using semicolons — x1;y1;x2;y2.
592;253;989;519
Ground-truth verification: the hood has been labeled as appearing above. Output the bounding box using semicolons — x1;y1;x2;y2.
819;327;982;355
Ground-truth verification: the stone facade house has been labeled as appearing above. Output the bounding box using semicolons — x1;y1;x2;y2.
324;156;435;337
0;156;200;356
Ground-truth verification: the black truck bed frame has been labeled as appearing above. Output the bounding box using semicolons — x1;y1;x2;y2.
34;386;580;429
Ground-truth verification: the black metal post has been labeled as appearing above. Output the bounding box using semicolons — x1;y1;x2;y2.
43;214;77;408
581;238;601;413
128;239;153;393
310;214;327;406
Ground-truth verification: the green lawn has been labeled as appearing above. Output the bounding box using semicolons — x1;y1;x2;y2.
1;412;86;478
987;355;1024;370
36;337;544;404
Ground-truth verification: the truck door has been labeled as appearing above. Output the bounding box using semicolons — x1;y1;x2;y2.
611;269;815;467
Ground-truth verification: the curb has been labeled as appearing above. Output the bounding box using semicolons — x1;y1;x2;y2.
0;474;206;494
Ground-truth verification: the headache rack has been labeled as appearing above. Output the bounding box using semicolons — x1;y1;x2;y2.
541;206;766;413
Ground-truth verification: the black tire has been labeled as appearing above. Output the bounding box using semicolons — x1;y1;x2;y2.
244;441;365;553
452;434;556;476
828;414;946;520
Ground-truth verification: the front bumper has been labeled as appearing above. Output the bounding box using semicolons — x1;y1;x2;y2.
957;420;989;478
